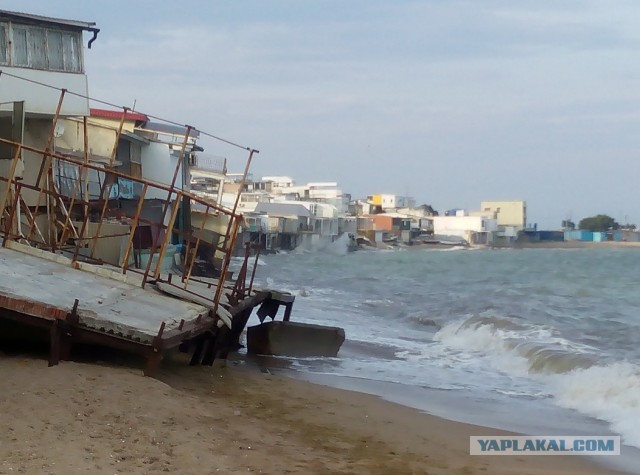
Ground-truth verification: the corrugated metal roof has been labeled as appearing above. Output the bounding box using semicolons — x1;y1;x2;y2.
90;108;149;123
0;9;97;30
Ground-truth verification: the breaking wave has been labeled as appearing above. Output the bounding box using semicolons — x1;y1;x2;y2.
434;314;640;447
434;314;597;375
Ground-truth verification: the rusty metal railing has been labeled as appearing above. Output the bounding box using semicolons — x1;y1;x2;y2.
0;135;247;317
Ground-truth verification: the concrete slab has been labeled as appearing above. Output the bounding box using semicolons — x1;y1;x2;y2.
0;246;209;343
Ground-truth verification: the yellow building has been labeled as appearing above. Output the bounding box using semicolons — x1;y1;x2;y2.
367;193;414;210
480;201;526;229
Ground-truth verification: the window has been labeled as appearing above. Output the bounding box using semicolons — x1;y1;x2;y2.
12;27;28;66
62;33;81;72
2;22;83;73
0;23;7;63
29;28;47;69
47;30;64;69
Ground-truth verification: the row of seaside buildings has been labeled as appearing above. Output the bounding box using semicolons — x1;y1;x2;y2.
1;9;635;262
0;9;541;257
198;171;640;249
203;169;531;250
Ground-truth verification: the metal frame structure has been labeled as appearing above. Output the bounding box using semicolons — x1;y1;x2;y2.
0;80;271;374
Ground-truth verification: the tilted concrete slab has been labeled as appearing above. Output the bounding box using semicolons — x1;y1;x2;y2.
0;246;209;343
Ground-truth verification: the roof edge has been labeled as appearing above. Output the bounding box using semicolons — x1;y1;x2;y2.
0;9;98;31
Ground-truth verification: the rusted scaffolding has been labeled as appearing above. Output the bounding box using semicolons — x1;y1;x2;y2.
0;81;270;374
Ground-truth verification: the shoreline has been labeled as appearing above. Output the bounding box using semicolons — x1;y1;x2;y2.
506;241;640;249
0;352;630;474
367;240;640;252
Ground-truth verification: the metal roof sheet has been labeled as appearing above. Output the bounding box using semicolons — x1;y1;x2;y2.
0;9;97;30
90;108;149;123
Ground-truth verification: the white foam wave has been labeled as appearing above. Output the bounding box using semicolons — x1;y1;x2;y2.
439;245;469;252
293;233;352;255
552;362;640;447
433;315;640;447
258;279;347;301
434;315;596;375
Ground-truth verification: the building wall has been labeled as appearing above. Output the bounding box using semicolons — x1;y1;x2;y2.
260;176;293;191
480;201;526;228
564;230;594;241
338;217;357;234
88;117;137;133
56;118;118;161
0;117;14;160
141;141;183;200
371;215;393;231
433;216;497;234
0;67;90;116
370;194;396;209
20;118;50;206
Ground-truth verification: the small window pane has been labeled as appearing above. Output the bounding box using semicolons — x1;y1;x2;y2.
29;28;47;69
13;27;28;66
47;30;64;70
0;24;7;63
62;33;81;72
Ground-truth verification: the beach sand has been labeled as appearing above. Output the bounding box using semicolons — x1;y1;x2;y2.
0;351;628;475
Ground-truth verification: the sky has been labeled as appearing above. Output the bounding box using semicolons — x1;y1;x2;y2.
2;0;640;228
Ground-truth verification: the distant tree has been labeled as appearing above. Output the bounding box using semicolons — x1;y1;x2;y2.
578;214;619;231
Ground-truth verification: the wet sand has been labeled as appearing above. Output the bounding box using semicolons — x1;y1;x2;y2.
0;353;628;475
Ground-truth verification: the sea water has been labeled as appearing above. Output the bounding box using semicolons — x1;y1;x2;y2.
244;244;640;471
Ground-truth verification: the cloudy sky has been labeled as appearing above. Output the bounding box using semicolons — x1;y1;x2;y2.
3;1;640;227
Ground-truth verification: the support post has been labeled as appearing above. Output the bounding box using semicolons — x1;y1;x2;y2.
48;320;62;367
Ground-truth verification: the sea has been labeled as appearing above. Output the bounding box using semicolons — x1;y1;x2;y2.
239;238;640;472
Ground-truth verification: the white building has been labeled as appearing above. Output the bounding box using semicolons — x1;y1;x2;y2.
0;10;99;118
1;10;99;208
368;193;416;211
259;176;295;193
480;200;527;230
432;213;497;245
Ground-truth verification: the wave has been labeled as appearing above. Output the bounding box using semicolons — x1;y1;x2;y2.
231;256;267;267
433;314;640;447
552;362;640;447
439;245;471;252
434;314;597;375
293;233;352;255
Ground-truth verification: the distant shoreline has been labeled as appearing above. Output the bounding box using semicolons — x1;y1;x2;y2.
505;241;640;249
388;240;640;251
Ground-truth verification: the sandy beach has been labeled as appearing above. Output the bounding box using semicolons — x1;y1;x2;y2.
0;349;628;475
